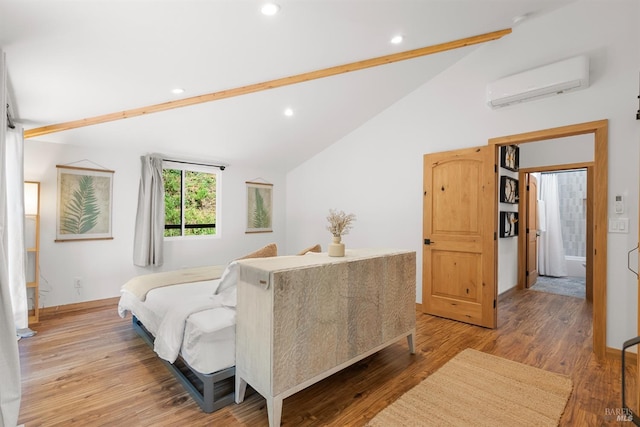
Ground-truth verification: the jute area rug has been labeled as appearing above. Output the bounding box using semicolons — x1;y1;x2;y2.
367;348;573;427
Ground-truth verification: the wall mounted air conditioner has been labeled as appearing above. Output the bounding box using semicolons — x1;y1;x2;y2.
486;55;589;109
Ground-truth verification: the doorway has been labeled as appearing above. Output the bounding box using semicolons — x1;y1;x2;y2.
489;120;608;359
521;166;592;302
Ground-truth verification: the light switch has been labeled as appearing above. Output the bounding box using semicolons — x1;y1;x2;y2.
619;218;629;232
609;218;629;233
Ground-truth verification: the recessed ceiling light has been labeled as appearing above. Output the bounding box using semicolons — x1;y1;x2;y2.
261;3;280;16
284;108;294;117
512;14;529;26
171;88;185;94
390;35;403;45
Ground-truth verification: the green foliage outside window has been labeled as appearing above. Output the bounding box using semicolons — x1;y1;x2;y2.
164;169;182;237
163;168;217;237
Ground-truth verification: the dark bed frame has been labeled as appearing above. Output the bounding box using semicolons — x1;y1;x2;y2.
132;316;236;413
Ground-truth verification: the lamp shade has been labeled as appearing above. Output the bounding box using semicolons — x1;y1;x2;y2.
24;182;39;215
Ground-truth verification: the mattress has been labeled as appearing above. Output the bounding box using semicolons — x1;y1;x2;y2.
118;279;236;375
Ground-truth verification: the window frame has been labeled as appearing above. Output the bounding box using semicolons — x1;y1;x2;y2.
162;161;221;239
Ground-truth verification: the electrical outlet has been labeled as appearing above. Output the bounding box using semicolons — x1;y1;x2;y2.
74;277;82;288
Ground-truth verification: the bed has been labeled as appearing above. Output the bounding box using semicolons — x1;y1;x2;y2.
117;265;238;413
117;242;282;412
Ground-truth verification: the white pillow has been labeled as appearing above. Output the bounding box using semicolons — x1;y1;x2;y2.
215;261;238;295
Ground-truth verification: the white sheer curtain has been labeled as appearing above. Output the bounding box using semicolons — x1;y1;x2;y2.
538;173;567;277
0;49;22;427
6;127;27;329
133;155;165;267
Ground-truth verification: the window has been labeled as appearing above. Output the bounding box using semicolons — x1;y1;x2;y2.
163;162;219;237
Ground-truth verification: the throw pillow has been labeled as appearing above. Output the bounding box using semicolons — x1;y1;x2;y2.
297;244;322;255
215;243;278;295
236;242;278;260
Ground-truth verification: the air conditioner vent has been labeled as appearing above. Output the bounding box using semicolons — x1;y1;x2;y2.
487;56;589;109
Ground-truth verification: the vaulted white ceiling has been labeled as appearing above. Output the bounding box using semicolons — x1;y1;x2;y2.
0;0;573;171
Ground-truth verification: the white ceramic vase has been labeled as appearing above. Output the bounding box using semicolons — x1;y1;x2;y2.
328;235;345;257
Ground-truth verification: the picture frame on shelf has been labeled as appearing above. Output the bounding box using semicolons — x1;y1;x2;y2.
500;145;519;171
499;176;519;204
499;211;519;238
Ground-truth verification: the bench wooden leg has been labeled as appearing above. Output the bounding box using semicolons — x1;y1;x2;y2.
407;330;416;354
266;396;283;427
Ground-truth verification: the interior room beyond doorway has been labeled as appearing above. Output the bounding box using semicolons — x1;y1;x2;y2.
526;168;588;300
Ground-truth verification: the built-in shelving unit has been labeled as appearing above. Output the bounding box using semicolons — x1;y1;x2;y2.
24;181;40;324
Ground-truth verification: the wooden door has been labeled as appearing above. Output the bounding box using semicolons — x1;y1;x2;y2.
526;174;539;288
422;146;497;328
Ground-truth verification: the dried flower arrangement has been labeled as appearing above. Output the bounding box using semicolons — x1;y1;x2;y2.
326;209;356;237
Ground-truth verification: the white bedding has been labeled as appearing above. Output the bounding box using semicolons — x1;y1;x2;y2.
118;279;236;375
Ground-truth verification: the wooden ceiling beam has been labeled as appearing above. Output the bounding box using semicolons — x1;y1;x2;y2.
23;28;511;139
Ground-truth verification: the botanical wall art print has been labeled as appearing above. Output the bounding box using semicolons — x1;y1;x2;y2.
500;145;519;171
56;165;114;242
499;176;519;204
246;181;273;233
500;211;519;238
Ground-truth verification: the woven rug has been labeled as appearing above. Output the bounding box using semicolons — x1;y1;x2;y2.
367;348;573;427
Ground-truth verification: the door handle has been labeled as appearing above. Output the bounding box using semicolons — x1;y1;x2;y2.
628;244;639;278
424;238;435;245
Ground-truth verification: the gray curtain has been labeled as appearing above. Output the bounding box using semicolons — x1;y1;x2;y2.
133;155;165;267
0;49;22;427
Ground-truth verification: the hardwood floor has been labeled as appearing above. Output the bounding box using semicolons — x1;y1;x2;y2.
18;288;635;426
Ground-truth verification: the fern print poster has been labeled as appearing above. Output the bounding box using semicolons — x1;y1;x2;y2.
246;181;273;233
56;165;114;242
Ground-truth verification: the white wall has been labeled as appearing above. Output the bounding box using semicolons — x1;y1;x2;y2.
519;134;594;169
24;140;286;308
286;0;640;349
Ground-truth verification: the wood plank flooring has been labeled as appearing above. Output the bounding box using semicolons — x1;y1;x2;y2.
18;288;636;426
